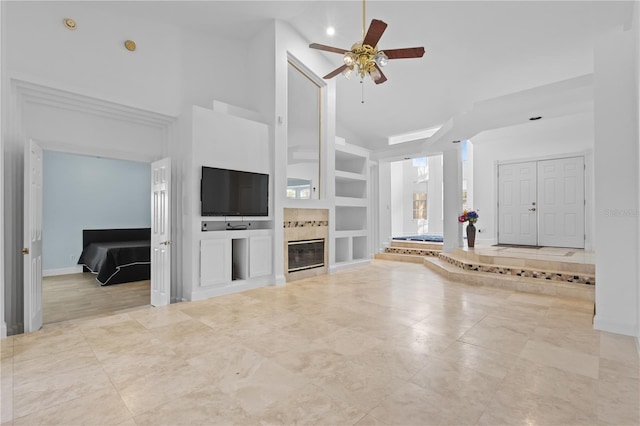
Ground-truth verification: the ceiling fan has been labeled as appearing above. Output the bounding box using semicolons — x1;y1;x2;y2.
309;0;425;84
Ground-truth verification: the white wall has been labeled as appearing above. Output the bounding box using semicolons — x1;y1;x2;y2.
427;155;444;235
472;111;594;245
593;27;639;337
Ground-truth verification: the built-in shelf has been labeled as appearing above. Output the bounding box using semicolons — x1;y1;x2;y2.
333;142;371;268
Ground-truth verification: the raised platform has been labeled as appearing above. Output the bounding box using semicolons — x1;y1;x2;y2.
424;246;595;301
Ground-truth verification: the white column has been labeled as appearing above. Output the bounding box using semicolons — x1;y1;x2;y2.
377;161;392;251
442;148;463;252
427;155;443;234
0;0;5;339
593;28;639;336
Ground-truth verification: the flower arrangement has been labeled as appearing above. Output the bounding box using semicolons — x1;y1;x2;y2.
458;210;479;224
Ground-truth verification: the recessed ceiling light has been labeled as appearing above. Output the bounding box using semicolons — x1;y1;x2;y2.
404;157;411;160
326;26;336;36
529;116;542;121
63;18;77;30
452;140;461;144
124;40;136;51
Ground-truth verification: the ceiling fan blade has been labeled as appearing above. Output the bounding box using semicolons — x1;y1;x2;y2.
323;65;348;79
384;47;426;59
373;64;387;85
309;43;348;54
362;19;388;48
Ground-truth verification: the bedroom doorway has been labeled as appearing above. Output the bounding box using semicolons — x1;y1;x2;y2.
23;140;171;331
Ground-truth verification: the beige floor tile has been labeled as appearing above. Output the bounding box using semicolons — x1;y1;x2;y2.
369;381;485;426
597;374;640;425
258;383;365;425
501;358;598;414
316;327;383;356
270;339;346;379
133;383;252;426
13;363;112;419
530;325;601;356
128;306;193;329
354;413;389;426
458;315;535;355
436;341;517;379
520;339;599;379
409;356;503;413
80;319;162;361
12;385;131;426
478;384;597;425
388;326;457;357
115;363;213;416
599;331;640;365
12;328;89;363
1;356;13;424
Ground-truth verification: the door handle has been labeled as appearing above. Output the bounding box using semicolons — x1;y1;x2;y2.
161;241;172;246
528;208;536;212
22;248;29;255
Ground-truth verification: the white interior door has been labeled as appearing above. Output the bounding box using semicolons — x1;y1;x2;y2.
498;162;538;245
151;157;171;306
537;157;585;248
24;140;43;332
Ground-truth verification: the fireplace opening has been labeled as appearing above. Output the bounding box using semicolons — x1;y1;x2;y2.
288;238;325;272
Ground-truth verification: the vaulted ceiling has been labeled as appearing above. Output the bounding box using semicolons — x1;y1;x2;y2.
58;1;635;150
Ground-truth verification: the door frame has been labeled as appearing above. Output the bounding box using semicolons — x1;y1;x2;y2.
495;150;593;250
8;79;176;334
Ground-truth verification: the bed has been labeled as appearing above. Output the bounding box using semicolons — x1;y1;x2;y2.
77;228;151;285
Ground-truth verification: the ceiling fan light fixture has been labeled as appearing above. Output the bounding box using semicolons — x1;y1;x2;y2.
369;67;382;81
342;66;354;79
343;52;356;66
375;51;388;67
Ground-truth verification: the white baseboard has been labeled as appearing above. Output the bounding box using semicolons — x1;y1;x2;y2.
1;321;6;339
43;266;83;277
273;274;286;286
593;315;638;337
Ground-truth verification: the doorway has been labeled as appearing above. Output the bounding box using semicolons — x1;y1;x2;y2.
498;156;585;248
41;150;152;324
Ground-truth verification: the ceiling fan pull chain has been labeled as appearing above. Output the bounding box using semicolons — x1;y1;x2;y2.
361;79;365;103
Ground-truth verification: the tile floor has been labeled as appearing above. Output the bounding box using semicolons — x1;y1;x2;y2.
1;260;638;425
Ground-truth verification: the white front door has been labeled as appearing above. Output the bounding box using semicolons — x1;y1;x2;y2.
498;161;538;245
151;158;171;306
24;140;43;332
537;157;585;248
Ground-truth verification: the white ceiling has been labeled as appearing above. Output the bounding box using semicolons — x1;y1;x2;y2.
68;1;635;150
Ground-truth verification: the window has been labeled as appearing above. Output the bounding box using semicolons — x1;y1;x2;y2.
413;192;427;220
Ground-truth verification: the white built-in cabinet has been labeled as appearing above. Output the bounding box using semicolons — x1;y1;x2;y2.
333;142;371;268
200;230;273;289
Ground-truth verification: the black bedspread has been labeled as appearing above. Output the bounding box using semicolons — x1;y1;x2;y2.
78;240;151;285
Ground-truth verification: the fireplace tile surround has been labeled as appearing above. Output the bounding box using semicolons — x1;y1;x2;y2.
283;208;329;281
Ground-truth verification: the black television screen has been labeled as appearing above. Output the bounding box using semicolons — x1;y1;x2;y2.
201;166;269;216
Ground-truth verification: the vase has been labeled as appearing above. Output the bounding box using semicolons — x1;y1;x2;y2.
466;223;476;248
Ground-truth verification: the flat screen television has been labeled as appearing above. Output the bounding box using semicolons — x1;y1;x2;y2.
201;166;269;216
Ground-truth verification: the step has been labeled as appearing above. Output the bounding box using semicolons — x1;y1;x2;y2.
374;252;426;264
439;251;595;286
452;248;595;275
384;246;441;257
424;256;594;302
390;240;443;251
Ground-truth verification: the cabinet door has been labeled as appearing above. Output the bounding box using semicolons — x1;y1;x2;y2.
250;235;272;278
200;239;231;287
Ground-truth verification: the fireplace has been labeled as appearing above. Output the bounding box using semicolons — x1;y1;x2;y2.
288;239;325;272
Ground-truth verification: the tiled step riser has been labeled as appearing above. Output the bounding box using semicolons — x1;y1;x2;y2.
441;253;595;285
389;241;443;250
423;258;595;302
375;253;425;264
385;247;441;257
452;248;595;275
